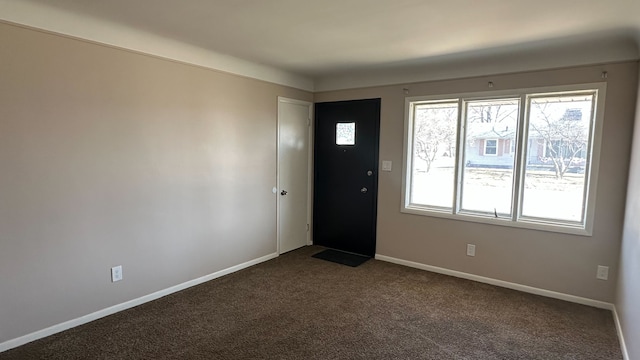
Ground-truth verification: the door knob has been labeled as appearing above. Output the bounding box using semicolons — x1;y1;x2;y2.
360;187;368;193
280;190;288;196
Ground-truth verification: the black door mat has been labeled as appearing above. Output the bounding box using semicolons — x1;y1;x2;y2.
312;249;371;267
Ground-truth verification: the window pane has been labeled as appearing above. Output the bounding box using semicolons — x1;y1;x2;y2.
484;139;498;155
461;99;520;215
409;102;458;208
522;94;594;222
336;123;355;145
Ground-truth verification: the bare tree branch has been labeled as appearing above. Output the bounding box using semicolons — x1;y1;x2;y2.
530;102;588;179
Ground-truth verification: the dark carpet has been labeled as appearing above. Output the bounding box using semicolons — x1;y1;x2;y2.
311;248;370;267
0;246;621;359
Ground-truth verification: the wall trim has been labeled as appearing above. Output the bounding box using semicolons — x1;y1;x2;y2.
374;254;614;310
0;252;279;353
378;251;629;357
0;252;626;354
613;306;630;360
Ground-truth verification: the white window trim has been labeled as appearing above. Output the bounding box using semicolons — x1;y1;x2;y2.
508;139;516;155
483;139;498;156
336;122;356;146
401;83;606;236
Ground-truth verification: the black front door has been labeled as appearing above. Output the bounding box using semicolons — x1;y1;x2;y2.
313;98;380;257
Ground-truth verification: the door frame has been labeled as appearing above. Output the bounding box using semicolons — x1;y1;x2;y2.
276;97;313;255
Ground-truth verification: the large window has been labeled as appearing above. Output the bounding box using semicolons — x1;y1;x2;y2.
402;84;605;235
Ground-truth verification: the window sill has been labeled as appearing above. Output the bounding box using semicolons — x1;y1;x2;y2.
401;206;592;236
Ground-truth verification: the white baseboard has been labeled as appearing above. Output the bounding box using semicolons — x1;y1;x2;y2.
612;306;630;360
374;254;614;310
380;252;629;358
0;252;278;353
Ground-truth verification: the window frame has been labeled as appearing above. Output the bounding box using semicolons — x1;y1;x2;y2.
335;122;356;146
483;139;498;156
401;83;606;236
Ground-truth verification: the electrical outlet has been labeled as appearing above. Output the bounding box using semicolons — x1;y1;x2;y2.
466;244;476;257
596;265;608;280
111;265;123;282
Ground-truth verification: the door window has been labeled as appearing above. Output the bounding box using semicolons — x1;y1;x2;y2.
336;122;355;145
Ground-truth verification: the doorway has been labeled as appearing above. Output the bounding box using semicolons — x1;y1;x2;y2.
313;98;381;257
277;97;312;254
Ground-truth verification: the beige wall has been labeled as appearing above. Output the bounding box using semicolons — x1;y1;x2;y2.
0;22;311;343
315;62;638;303
1;17;638;350
616;64;640;359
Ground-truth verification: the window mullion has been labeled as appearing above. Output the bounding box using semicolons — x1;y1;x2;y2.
452;99;465;214
511;94;529;221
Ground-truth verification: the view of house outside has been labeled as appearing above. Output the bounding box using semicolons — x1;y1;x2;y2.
409;93;594;223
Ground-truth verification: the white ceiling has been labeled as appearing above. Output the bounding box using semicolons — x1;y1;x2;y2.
1;0;640;91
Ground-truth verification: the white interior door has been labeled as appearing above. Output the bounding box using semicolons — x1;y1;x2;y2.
278;97;312;254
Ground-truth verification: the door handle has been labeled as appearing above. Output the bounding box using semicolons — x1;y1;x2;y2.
360;187;368;193
281;190;288;196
